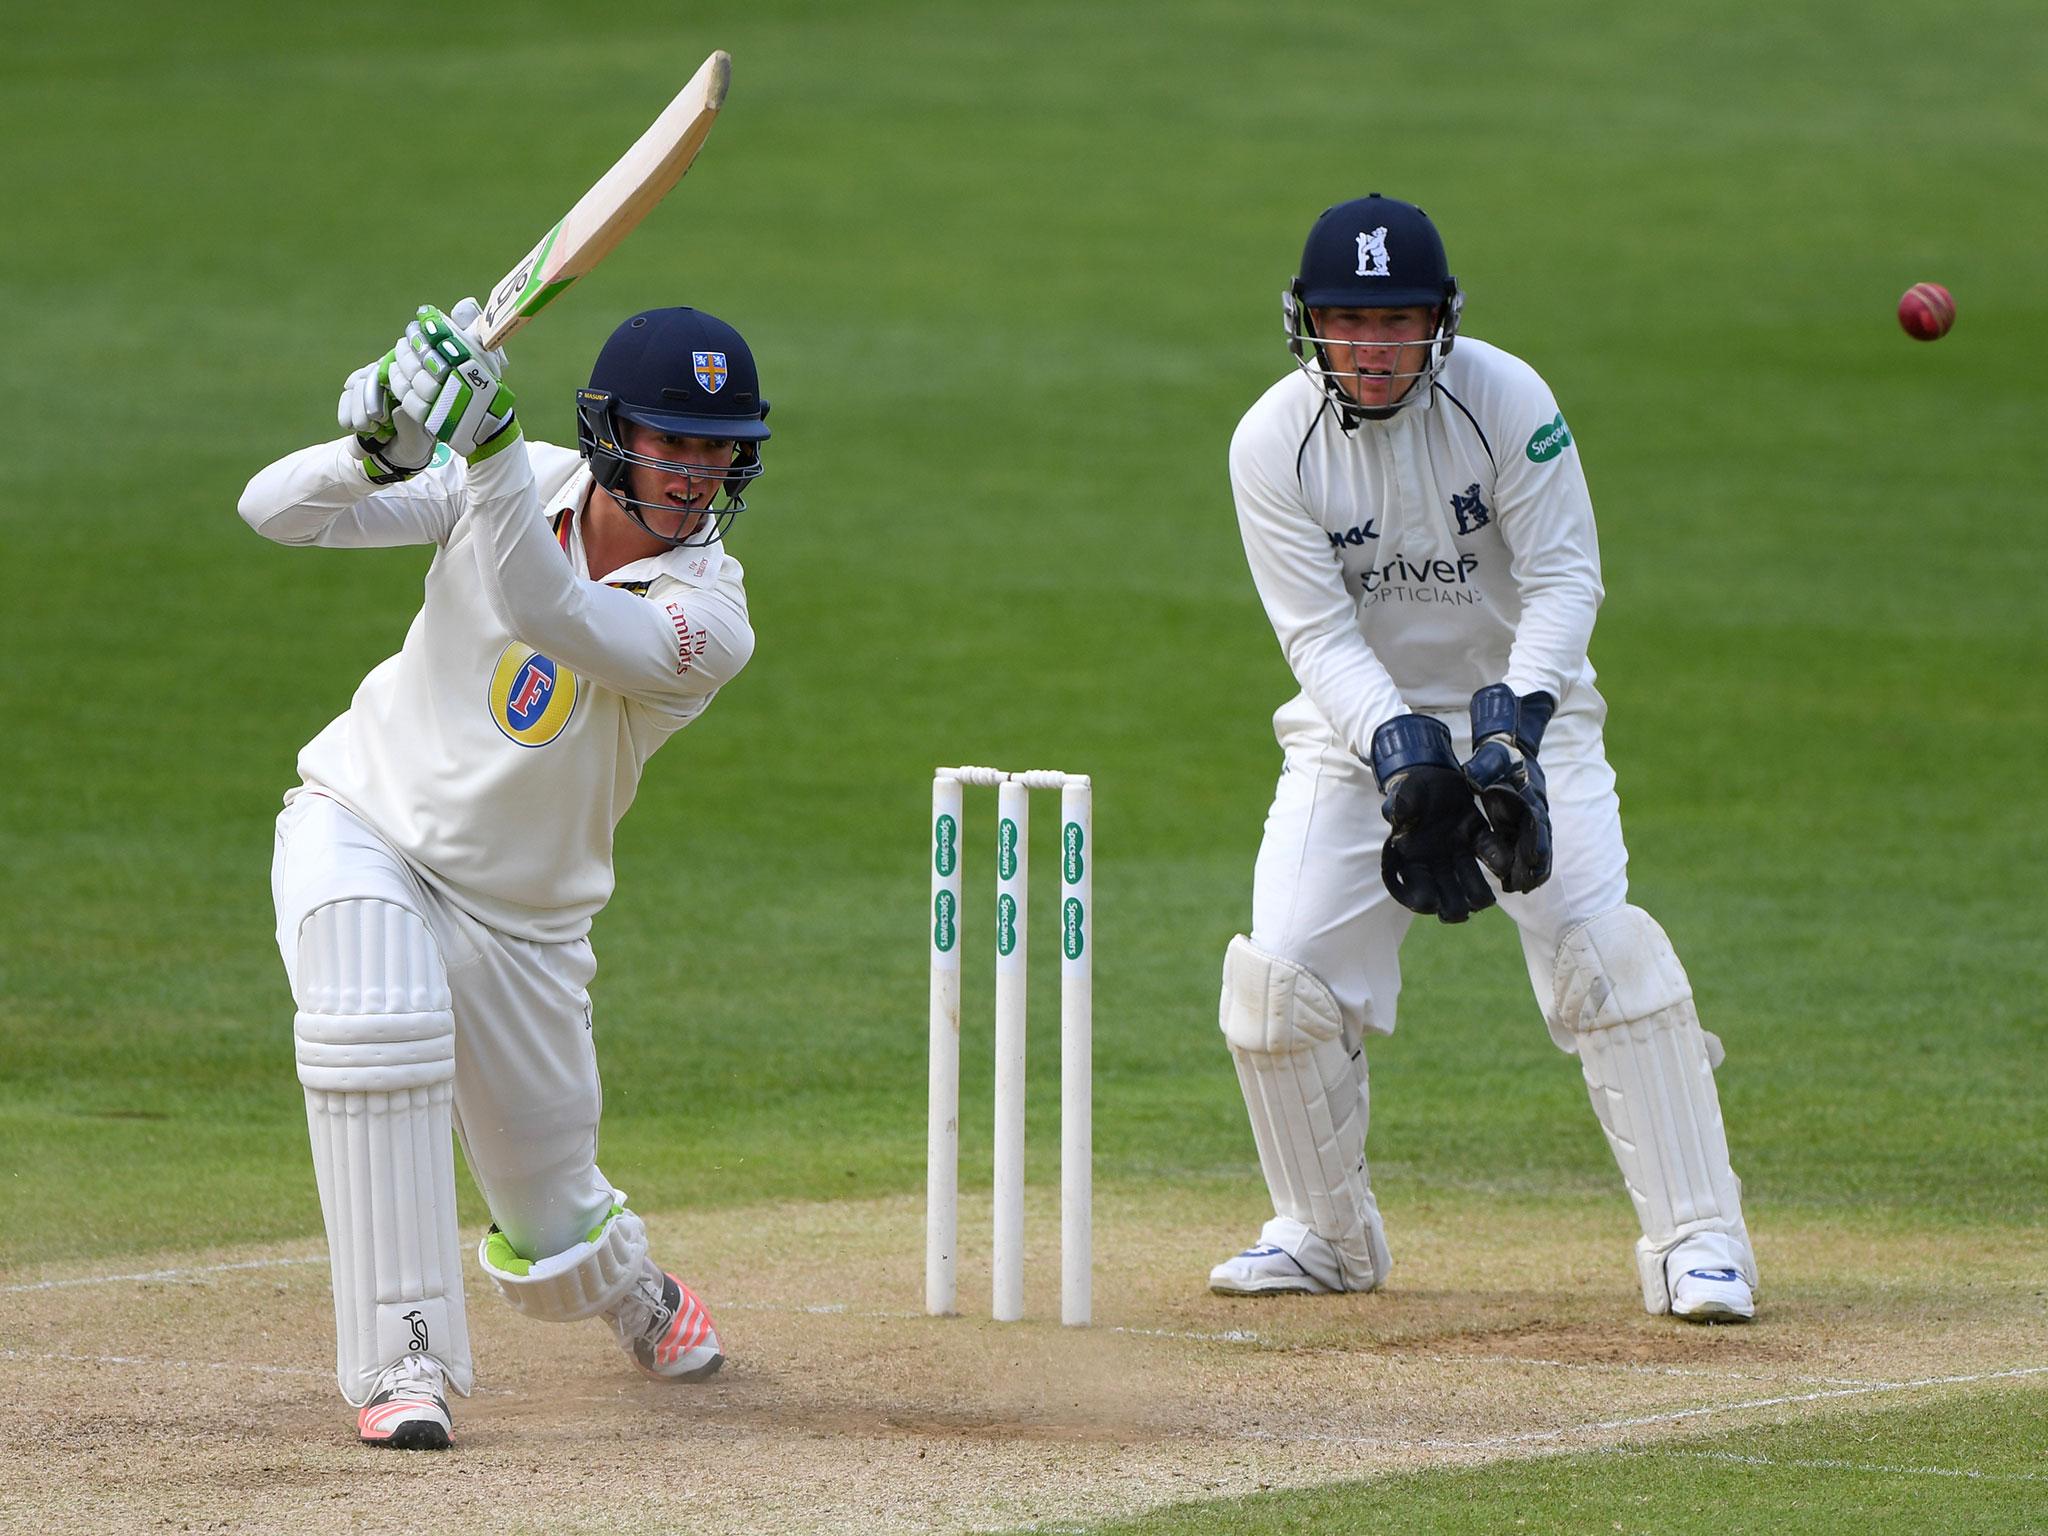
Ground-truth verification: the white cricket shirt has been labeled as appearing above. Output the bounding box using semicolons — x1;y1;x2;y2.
239;437;754;942
1230;337;1605;760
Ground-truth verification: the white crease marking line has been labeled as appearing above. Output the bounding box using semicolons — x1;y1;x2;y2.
724;1307;1878;1387
1113;1327;1265;1344
1665;1449;2048;1484
725;1303;1265;1347
1414;1353;1893;1389
1225;1363;2048;1450
0;1348;327;1380
2;1256;325;1292
1429;1364;2048;1450
0;1348;518;1397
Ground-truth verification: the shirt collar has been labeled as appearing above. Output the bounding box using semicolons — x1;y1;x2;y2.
554;464;728;588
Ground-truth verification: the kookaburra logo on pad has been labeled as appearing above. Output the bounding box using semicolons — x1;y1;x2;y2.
1355;227;1392;277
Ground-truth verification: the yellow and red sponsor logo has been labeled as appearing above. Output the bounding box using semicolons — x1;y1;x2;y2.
488;643;579;747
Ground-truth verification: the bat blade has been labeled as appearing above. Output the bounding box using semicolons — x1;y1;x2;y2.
477;49;731;349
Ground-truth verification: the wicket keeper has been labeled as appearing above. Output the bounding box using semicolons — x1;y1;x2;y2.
1210;196;1758;1323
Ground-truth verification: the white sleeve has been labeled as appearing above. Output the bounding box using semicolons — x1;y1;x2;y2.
237;440;462;548
459;436;755;708
1230;414;1409;758
1491;396;1604;706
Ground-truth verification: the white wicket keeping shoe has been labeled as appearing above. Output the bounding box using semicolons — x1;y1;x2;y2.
607;1258;725;1381
357;1355;451;1450
1670;1265;1756;1324
1208;1218;1348;1296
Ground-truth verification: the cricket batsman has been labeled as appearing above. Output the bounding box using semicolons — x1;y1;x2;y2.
1208;195;1758;1323
239;301;770;1447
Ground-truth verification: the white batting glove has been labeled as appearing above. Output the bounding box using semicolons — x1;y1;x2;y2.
390;304;519;461
337;357;391;437
340;351;438;483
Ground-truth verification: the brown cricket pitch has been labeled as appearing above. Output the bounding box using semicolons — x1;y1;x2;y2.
1;1186;2040;1536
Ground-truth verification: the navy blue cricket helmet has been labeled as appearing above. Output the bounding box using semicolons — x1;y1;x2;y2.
1283;194;1463;420
575;307;771;547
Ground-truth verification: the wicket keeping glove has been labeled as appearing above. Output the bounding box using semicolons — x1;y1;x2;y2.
1462;684;1556;894
1371;714;1497;924
389;301;518;461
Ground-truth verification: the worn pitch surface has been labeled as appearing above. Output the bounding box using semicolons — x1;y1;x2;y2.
4;1192;2041;1535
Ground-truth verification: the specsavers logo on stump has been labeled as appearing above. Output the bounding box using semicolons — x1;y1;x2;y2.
488;643;579;747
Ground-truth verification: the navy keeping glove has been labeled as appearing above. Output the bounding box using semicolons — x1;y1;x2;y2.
1463;685;1556;894
1370;714;1496;924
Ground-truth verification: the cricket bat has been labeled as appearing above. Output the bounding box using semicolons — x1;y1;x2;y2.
475;50;731;349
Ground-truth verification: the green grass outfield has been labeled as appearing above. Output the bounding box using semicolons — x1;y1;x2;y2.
3;0;2043;1529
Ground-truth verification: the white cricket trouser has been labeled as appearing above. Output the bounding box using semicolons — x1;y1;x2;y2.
272;792;617;1261
1251;692;1629;1049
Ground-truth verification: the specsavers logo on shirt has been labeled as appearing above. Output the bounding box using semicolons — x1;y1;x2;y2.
1525;412;1572;463
488;643;579;747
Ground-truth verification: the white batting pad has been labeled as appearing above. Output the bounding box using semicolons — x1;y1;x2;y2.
1219;935;1391;1290
295;898;472;1404
478;1204;648;1321
1555;905;1756;1313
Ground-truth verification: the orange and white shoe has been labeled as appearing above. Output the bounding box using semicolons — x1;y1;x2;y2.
607;1259;724;1382
357;1355;451;1450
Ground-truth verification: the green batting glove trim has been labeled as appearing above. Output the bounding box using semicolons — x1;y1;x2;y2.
433;378;477;443
417;306;470;367
467;414;523;463
354;438;417;485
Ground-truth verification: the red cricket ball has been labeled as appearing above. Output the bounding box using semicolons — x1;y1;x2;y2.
1898;282;1956;341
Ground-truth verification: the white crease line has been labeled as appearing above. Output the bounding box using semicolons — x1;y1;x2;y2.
1412;1353;1893;1389
1664;1449;2048;1484
3;1256;324;1293
12;1348;2044;1463
723;1301;922;1321
1424;1364;2048;1450
724;1304;1266;1347
0;1348;328;1380
0;1348;517;1397
1113;1327;1266;1344
1223;1364;2048;1451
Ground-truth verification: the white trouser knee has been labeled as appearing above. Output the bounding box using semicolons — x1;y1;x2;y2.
295;898;473;1403
477;1204;648;1321
1556;905;1757;1313
1219;934;1391;1291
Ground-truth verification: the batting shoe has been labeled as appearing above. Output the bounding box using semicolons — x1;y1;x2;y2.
1208;1217;1346;1296
1670;1265;1756;1324
357;1355;451;1450
607;1258;725;1382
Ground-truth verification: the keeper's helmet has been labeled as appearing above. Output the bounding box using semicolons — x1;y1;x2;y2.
576;307;771;547
1283;194;1463;421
